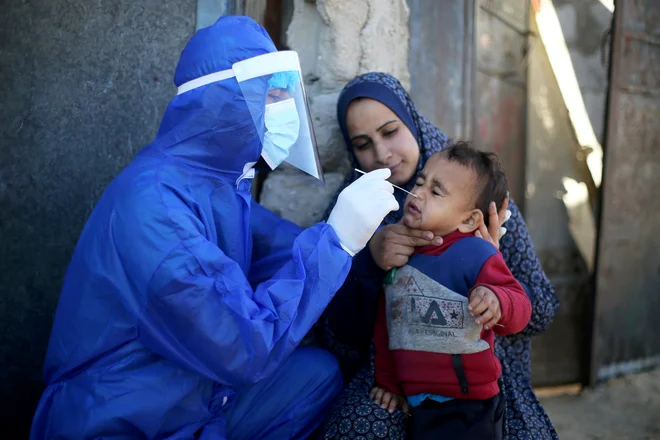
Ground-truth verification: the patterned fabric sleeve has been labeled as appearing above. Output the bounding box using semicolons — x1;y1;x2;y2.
317;248;385;378
499;199;559;337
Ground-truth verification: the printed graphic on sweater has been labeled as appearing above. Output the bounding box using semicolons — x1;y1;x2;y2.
385;265;489;355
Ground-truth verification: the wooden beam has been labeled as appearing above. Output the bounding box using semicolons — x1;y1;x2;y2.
243;0;267;24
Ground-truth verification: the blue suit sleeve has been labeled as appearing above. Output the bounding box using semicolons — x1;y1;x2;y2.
500;199;559;337
137;213;352;388
248;200;303;287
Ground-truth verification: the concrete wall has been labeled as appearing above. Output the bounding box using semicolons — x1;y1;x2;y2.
0;0;195;433
260;0;412;227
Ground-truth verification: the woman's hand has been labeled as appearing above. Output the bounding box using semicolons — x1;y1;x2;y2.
368;222;442;271
370;387;410;414
475;197;511;249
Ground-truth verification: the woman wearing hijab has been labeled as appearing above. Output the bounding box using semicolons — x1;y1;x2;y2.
319;72;559;440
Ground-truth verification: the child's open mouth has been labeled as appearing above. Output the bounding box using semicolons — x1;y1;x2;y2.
407;200;422;216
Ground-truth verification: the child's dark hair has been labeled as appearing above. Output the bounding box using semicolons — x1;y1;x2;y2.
439;141;508;226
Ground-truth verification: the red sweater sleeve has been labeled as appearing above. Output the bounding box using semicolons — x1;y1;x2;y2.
473;253;532;336
373;292;403;395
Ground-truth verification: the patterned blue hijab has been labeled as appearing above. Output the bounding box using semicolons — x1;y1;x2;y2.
329;72;450;225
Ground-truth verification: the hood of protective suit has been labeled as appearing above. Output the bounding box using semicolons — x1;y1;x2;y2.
154;16;277;178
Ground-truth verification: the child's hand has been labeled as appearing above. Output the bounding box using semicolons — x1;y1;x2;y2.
370;387;410;414
468;286;501;330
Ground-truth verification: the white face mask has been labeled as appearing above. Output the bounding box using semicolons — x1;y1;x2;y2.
261;98;300;169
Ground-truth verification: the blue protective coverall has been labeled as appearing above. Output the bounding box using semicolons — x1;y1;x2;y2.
30;16;350;439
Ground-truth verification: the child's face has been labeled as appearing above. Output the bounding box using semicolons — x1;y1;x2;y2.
402;154;483;237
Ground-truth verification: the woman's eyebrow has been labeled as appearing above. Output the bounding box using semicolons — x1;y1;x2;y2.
350;134;370;142
350;120;398;141
376;120;398;131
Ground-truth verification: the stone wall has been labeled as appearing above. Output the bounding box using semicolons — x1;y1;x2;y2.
260;0;411;227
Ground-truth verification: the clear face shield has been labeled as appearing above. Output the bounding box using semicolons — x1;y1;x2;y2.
234;51;323;181
177;51;323;181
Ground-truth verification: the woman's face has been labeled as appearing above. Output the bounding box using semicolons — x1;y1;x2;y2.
345;98;420;186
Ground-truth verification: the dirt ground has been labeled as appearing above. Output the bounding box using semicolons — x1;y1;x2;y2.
540;368;660;440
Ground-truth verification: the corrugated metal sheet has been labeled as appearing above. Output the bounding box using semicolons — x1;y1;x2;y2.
591;0;660;383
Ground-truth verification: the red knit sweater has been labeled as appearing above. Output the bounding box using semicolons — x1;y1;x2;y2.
374;231;532;400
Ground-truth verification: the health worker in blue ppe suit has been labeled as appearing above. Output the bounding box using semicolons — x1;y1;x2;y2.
30;16;399;440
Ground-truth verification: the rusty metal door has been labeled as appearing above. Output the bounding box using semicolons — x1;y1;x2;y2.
407;0;475;141
591;0;660;383
408;0;528;211
408;0;528;206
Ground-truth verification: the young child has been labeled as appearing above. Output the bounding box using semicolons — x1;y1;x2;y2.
371;142;532;440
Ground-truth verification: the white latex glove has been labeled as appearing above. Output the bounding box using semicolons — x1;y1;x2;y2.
327;168;400;256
